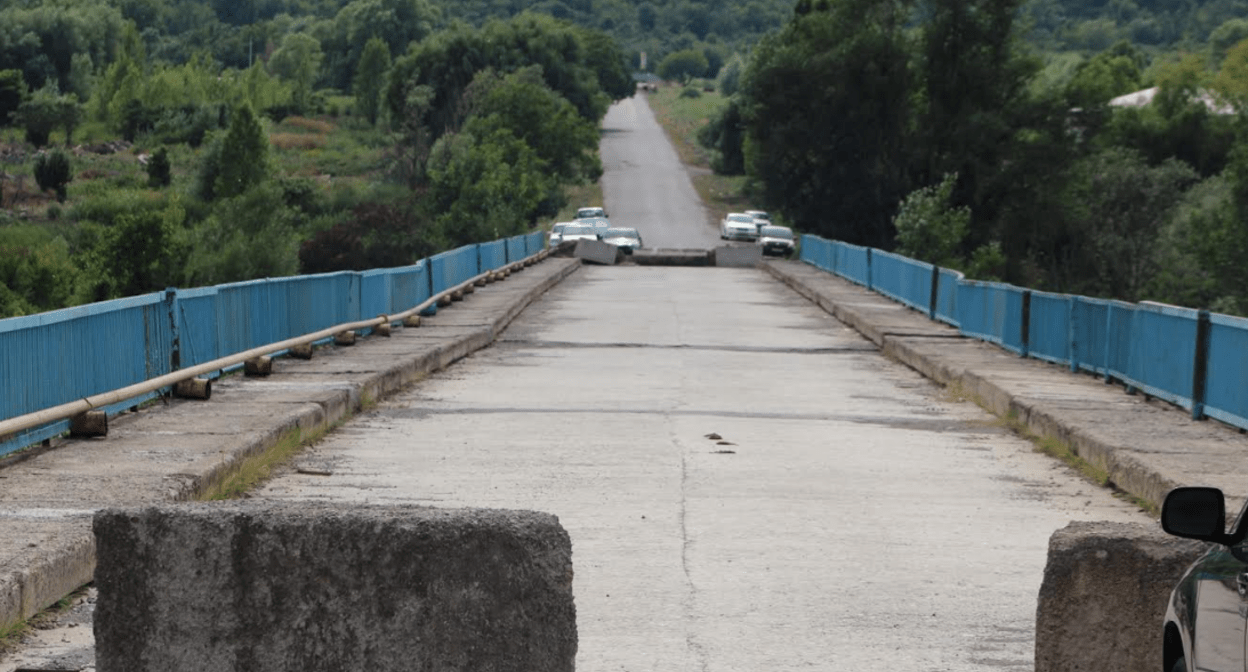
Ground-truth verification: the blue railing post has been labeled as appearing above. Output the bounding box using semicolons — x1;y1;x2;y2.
929;266;939;320
1192;309;1211;420
865;249;873;290
164;287;180;371
1019;290;1031;359
1068;297;1079;373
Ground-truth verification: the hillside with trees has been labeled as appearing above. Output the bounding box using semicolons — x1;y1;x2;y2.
5;0;1248;318
0;7;632;317
685;0;1248;316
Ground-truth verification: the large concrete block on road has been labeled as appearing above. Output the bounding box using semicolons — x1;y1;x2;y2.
1035;521;1204;672
632;248;711;266
574;238;621;265
711;245;763;267
93;502;576;672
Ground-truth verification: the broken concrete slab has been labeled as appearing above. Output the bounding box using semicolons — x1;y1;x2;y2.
93;502;577;672
573;239;621;265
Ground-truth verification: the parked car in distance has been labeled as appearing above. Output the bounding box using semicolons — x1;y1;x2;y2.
600;227;644;253
559;223;599;243
1160;486;1248;672
744;210;771;226
548;222;574;247
757;225;795;257
579;216;611;238
720;212;760;241
575;206;607;220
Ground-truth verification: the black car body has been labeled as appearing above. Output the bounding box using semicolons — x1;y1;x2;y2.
1161;487;1248;672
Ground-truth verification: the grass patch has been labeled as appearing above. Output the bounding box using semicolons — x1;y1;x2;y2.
548;181;605;226
938;379;1158;514
271;133;327;150
645;84;758;225
196;422;333;501
646;85;725;167
0;583;91;656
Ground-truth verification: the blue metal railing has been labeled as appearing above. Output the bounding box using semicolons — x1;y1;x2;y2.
798;235;1248;432
871;250;933;313
0;232;544;457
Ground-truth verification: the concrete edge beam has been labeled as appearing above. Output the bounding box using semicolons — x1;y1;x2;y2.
0;255;581;636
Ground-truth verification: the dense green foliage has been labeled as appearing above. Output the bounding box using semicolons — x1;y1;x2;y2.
7;0;1248;318
0;9;631;318
690;0;1248;314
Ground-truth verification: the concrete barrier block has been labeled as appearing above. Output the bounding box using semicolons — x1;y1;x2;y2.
573;239;620;265
711;245;763;267
632;249;711;266
94;502;577;672
1035;521;1205;672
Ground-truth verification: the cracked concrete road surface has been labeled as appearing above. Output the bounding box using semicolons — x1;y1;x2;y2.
255;264;1149;671
0;94;1151;672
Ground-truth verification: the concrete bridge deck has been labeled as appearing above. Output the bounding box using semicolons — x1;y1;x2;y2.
2;253;1245;670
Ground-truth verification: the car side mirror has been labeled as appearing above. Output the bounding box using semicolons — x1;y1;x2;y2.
1162;486;1232;544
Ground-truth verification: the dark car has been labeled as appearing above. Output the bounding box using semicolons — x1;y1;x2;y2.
1161;486;1248;672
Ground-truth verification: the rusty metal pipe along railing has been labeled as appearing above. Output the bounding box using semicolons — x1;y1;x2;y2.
0;249;551;442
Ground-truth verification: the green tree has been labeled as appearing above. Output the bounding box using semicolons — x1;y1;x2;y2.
147;147;172;188
1209;19;1248;66
1182;145;1248;314
33;149;72;202
717;53;746;96
14;84;83;147
213;103;270;200
1065;148;1198;300
657;48;708;82
739;0;912;246
318;0;438;91
464;66;601;183
353;36;391;126
386;13;629;143
0;69;27;125
182;184;300;286
893;173;970;268
427;128;552;247
0;226;79;317
268;32;323;114
1213;40;1248;112
74;197;188;302
1064;42;1144;108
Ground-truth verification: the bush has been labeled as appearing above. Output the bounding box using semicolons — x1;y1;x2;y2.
679;86;702;99
33;149;72;202
147;147;172;188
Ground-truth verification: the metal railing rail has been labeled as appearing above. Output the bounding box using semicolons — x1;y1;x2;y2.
0;233;549;457
799;234;1248;432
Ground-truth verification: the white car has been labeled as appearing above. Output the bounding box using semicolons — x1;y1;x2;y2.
600;227;644;253
559;223;599;243
548;221;575;247
757;225;795;257
744;210;772;227
575;206;607;220
720;212;760;241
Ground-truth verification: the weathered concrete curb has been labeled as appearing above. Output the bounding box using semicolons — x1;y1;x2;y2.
763;259;1248;512
1034;521;1205;672
93;502;576;672
0;255;581;635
